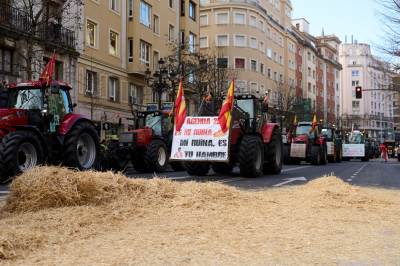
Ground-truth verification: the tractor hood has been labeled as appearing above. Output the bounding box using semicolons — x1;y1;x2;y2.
0;108;29;127
294;134;309;143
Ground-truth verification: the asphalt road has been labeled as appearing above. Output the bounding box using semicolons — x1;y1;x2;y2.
0;159;399;200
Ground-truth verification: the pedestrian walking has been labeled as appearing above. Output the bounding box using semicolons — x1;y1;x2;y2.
380;143;388;163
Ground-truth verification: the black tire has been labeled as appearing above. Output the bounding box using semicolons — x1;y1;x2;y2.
283;144;292;165
311;145;321;165
264;128;283;175
212;162;234;175
239;135;264;177
320;145;327;165
185;161;210;176
64;121;99;170
144;139;169;173
132;150;148;172
170;161;186;171
0;131;44;182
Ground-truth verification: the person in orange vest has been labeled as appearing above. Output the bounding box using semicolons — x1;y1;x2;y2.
380;143;388;163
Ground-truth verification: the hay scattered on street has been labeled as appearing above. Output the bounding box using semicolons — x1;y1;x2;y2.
1;167;400;265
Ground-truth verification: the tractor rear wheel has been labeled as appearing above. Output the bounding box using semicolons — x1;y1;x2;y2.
239;135;263;177
64;121;99;170
144;139;169;173
212;162;233;175
264;128;283;175
311;145;321;165
320;145;328;165
185;162;210;176
0;131;44;182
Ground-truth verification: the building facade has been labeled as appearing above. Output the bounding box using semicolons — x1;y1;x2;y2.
77;0;199;136
292;19;341;125
199;0;297;109
339;43;395;140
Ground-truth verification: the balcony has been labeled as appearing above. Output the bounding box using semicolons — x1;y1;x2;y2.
0;3;76;52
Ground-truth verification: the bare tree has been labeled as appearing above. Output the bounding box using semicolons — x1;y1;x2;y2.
1;0;82;79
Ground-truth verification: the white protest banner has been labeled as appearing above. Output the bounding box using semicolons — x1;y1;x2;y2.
343;144;365;157
170;116;229;162
290;143;306;158
326;141;334;155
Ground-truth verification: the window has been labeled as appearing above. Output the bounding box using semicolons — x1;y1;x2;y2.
267;68;271;78
216;35;228;46
200;14;208;26
266;48;272;58
128;0;133;18
108;77;119;102
352;70;360;77
153;51;159;70
250;60;257;72
249;15;257;27
129;84;143;105
216;12;229;24
235;58;245;69
199;36;208;48
260;63;264;74
259;41;264;51
250;37;257;49
153;15;159;34
140;40;150;64
234;35;246;47
189;1;196;20
128;38;133;62
109;30;119;56
86;70;98;96
217;58;228;68
86;20;97;47
234;13;245;24
169;0;174;8
352;101;360;109
168;24;175;41
140;1;151;27
189;32;196;52
258;20;264;31
352;80;359;86
110;0;118;12
0;49;12;73
181;0;185;16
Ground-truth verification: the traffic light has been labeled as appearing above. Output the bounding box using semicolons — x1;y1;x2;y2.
355;86;362;99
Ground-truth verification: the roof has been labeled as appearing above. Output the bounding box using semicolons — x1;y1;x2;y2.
7;80;72;90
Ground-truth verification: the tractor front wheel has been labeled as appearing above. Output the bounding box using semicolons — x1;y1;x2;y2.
239;135;264;177
64;122;99;170
320;145;328;165
144;139;169;173
185;162;210;176
311;145;321;165
0;131;44;182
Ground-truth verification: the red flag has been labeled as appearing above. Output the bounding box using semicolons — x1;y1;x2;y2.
218;80;234;133
40;53;56;86
174;79;187;132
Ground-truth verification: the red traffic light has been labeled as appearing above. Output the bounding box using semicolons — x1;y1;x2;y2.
355;86;362;99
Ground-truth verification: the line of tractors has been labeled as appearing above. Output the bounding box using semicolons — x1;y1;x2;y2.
0;79;386;183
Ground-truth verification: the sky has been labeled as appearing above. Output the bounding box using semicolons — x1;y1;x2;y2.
291;0;384;56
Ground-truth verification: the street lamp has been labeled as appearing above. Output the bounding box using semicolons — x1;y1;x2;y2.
145;58;178;110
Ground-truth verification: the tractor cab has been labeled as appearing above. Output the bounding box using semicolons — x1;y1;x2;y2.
1;81;74;134
294;122;318;141
233;94;266;133
136;110;172;138
346;130;365;144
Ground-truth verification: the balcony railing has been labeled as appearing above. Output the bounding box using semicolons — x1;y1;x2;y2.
0;3;76;51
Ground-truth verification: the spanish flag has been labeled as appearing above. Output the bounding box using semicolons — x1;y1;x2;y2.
40;53;56;86
312;114;318;130
218;80;235;133
174;79;187;132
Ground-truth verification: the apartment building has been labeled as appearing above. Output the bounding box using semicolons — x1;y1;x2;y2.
0;1;78;88
292;18;341;125
199;0;297;107
77;0;199;135
339;43;395;140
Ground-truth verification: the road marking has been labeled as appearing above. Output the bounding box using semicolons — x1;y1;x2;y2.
218;177;246;184
273;177;307;187
167;175;193;180
282;166;311;173
347;163;368;181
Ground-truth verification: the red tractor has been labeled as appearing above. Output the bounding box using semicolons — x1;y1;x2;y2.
112;110;184;173
283;121;327;165
184;94;283;177
0;81;100;182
